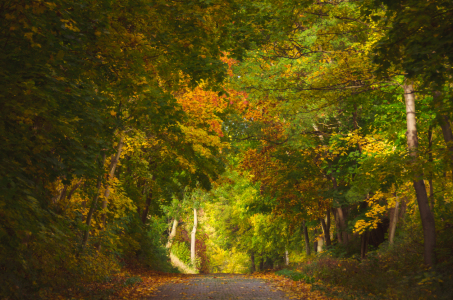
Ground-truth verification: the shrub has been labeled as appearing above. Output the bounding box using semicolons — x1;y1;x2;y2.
124;276;143;287
276;268;315;283
172;241;192;266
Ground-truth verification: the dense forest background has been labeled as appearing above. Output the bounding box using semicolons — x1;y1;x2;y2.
1;0;453;299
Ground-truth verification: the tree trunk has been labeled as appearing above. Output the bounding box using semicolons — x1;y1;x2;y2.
141;176;156;224
81;181;88;222
285;249;289;265
320;215;332;247
191;207;198;267
331;176;348;245
413;180;436;265
326;210;331;238
166;218;179;249
313;229;318;253
336;207;348;245
428;126;435;212
266;257;274;269
302;221;310;256
389;197;399;245
250;252;256;273
360;231;368;259
317;235;324;252
62;178;84;213
332;208;342;244
101;136;125;229
434;91;453;169
404;83;436;266
66;178;83;202
81;154;106;250
354;106;371;253
439;115;453;166
400;196;407;223
56;185;68;205
141;191;153;224
400;196;407;218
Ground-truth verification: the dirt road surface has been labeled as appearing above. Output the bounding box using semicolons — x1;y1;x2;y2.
148;273;289;300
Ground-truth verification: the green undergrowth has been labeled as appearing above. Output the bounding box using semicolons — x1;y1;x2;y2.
274;237;453;300
171;241;192;267
275;268;315;283
123;276;143;287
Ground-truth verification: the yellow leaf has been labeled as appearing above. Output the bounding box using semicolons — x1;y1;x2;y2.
24;32;33;40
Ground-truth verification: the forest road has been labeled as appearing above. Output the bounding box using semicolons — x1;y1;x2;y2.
147;273;290;300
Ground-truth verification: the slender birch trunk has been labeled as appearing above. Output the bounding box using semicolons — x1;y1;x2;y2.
336;207;348;245
285;249;289;265
320;215;332;247
101;136;125;229
404;82;436;266
166;218;179;249
317;235;324;252
389;197;399;245
191;208;198;267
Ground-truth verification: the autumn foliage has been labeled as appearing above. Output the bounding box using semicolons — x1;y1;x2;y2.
2;0;453;299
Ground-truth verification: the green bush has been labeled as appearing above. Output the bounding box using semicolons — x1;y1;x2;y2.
124;276;143;287
276;268;315;284
172;241;192;266
297;234;453;300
